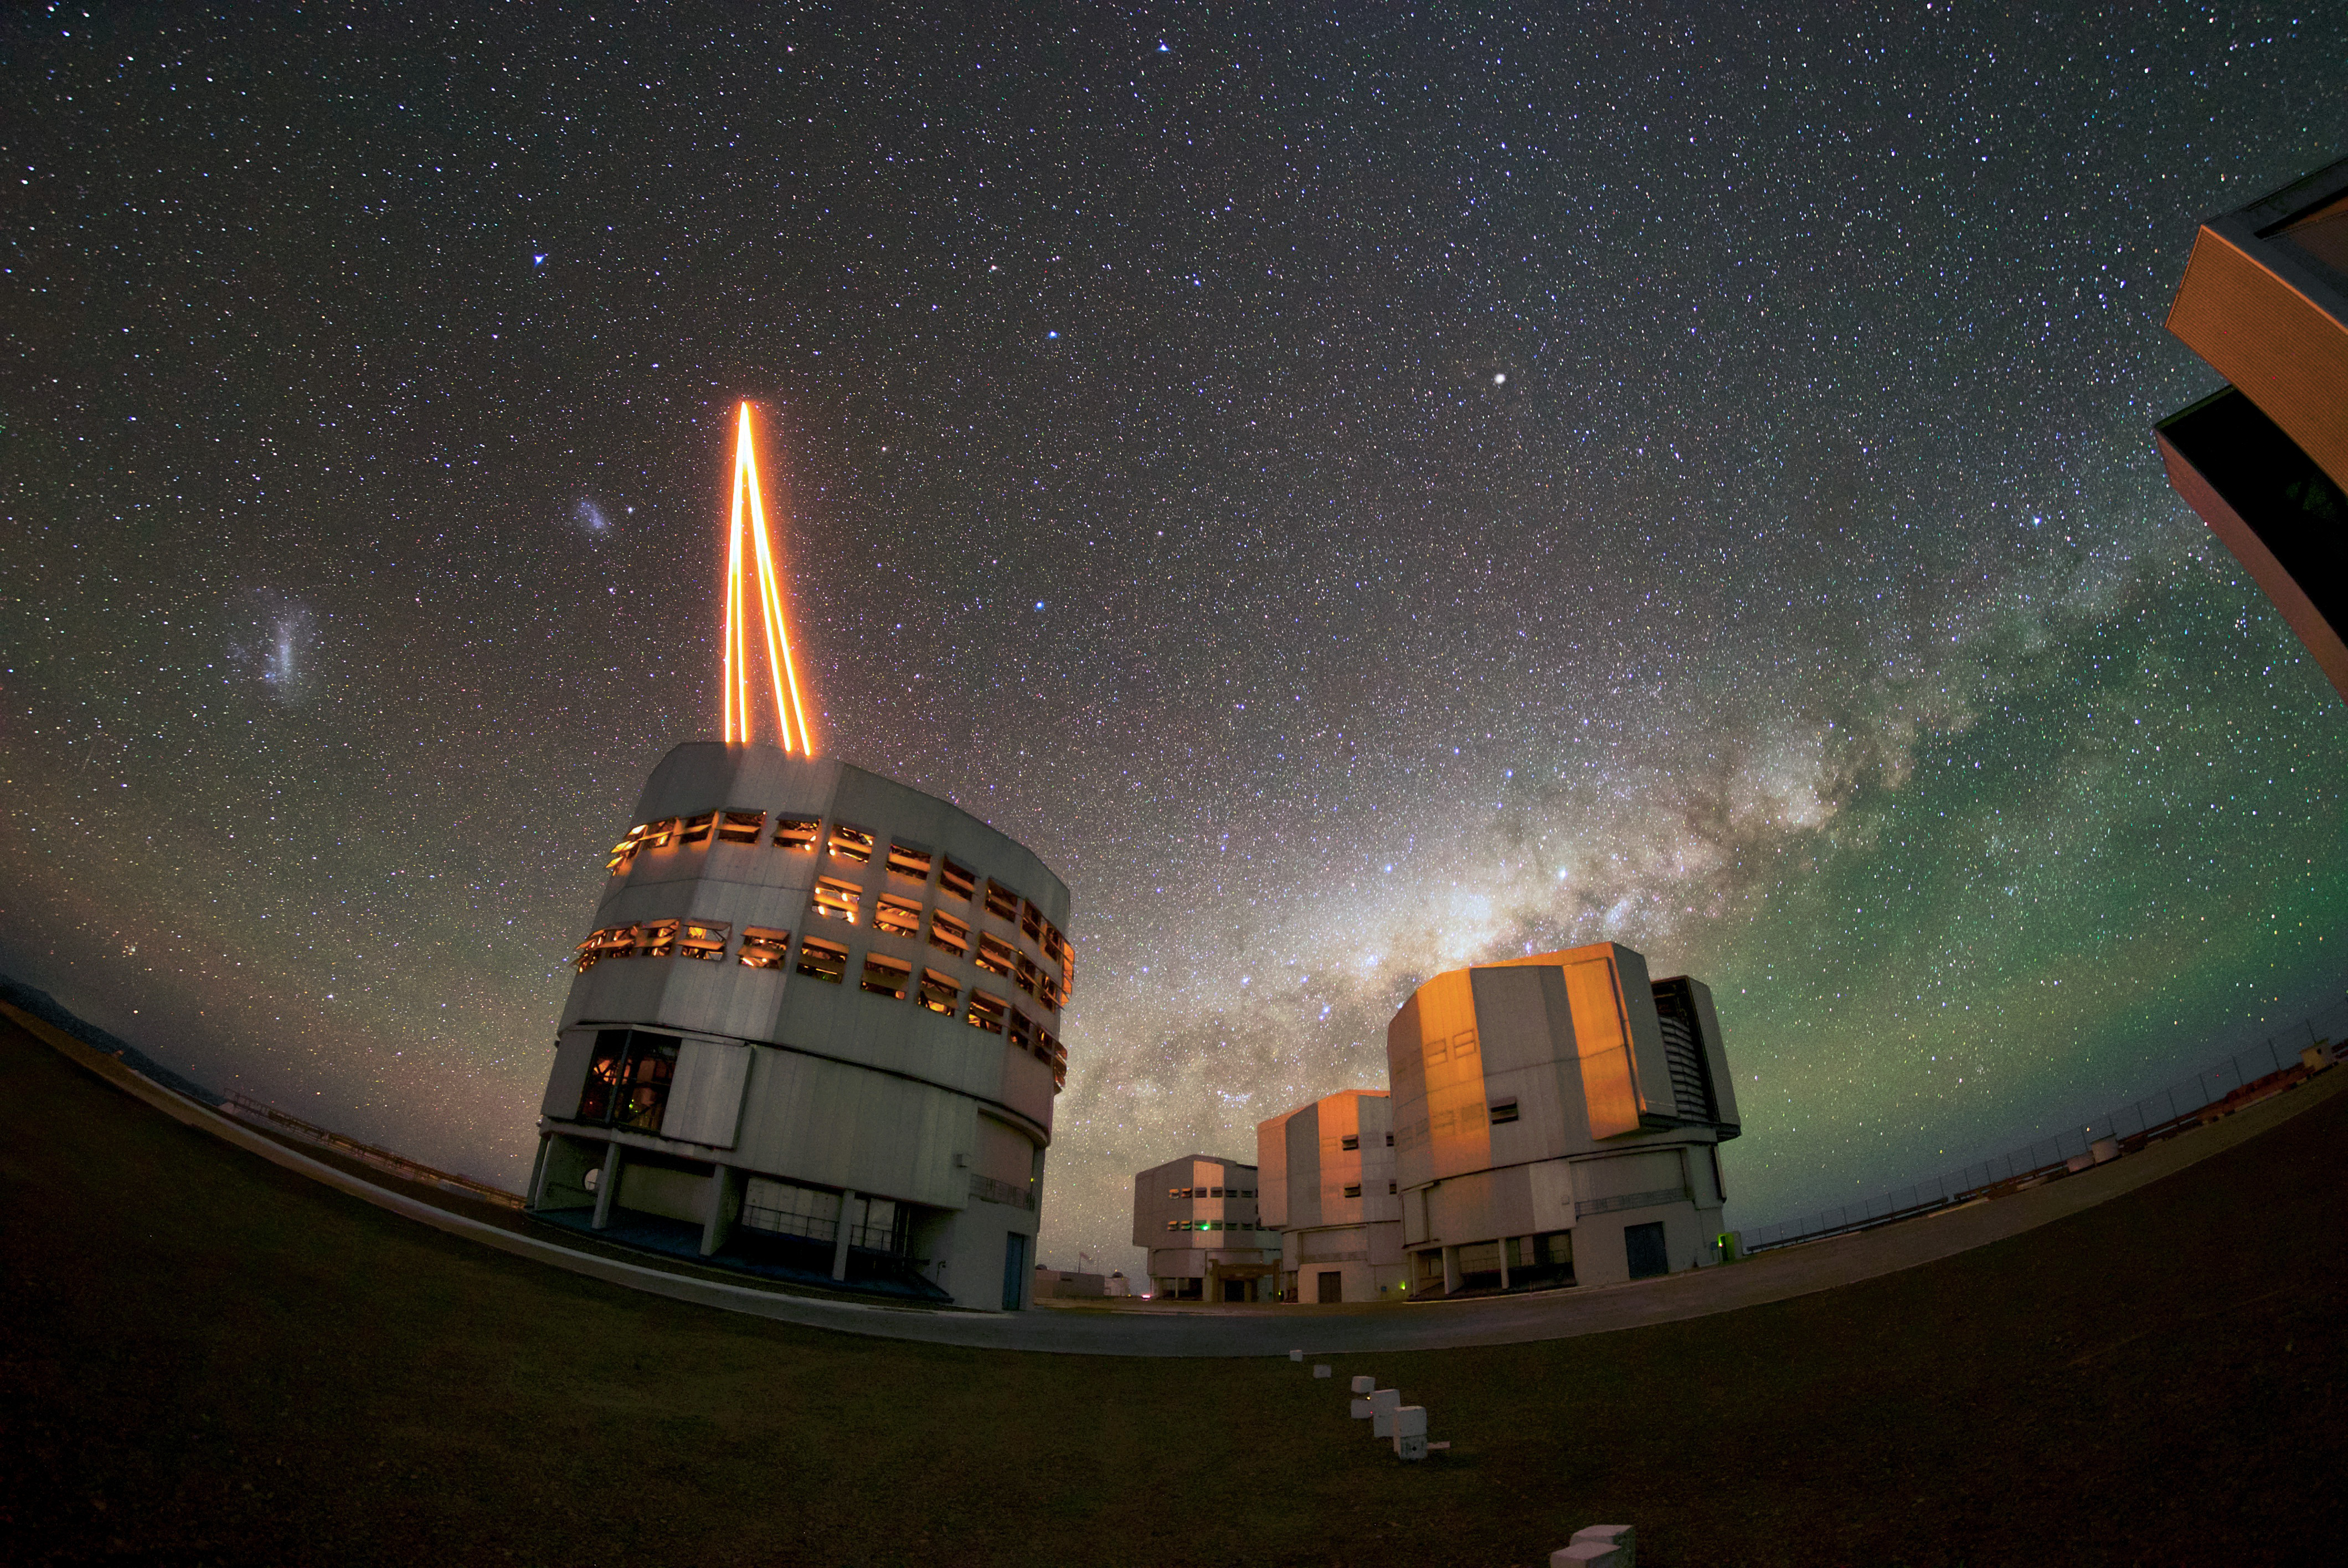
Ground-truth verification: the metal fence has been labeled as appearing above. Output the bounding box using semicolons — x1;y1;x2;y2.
1739;992;2348;1255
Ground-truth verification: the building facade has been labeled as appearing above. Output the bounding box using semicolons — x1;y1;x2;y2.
1130;1153;1278;1301
2157;156;2348;704
527;741;1073;1312
1258;1089;1408;1303
1388;942;1739;1296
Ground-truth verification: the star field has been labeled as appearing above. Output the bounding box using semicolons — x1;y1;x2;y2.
6;2;2347;1280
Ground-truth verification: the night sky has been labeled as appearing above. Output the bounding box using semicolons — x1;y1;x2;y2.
7;3;2347;1281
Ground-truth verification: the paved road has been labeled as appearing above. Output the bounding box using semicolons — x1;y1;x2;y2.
17;997;2339;1358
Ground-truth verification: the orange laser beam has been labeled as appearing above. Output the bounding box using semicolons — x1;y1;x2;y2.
722;402;816;753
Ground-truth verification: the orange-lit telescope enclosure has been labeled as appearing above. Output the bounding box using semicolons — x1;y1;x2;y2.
530;400;1075;1311
722;401;816;753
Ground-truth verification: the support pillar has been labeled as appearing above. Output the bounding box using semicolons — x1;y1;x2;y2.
526;1135;553;1210
1441;1245;1461;1295
591;1141;623;1230
701;1164;739;1257
831;1189;857;1280
1499;1236;1512;1290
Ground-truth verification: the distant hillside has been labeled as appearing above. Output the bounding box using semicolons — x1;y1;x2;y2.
0;974;226;1107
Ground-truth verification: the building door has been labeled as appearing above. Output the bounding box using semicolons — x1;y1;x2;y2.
1624;1221;1668;1280
1223;1277;1246;1302
1001;1231;1029;1311
1317;1270;1343;1304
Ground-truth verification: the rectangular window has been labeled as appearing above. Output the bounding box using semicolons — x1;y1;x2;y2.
797;936;847;984
1168;1189;1183;1200
578;1031;628;1122
1042;921;1065;963
927;909;971;957
966;990;1007;1033
917;968;960;1015
1020;899;1044;944
678;811;717;846
574;926;635;973
1389;1182;1398;1195
1386;1133;1394;1147
828;823;875;864
1014;954;1041;998
939;858;977;901
636;818;681;852
1038;972;1065;1010
861;953;911;999
576;1029;680;1133
740;1176;841;1244
775;816;821;852
605;827;647;873
886;841;934;881
984;879;1021;922
976;933;1019;978
1008;1010;1036;1053
875;895;923;939
1490;1097;1521;1125
1211;1187;1224;1198
1343;1184;1363;1199
678;920;730;962
1167;1219;1180;1231
1059;945;1075;1001
1340;1134;1360;1151
738;927;791;969
812;877;861;924
717;809;765;844
635;920;679;959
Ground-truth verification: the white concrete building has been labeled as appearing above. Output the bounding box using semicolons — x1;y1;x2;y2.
1258;1089;1408;1303
527;741;1073;1312
1130;1153;1279;1301
1389;942;1739;1296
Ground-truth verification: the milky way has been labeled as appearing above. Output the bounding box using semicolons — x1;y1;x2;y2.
6;4;2346;1278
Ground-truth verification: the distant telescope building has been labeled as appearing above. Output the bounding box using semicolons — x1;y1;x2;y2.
524;405;1075;1312
2156;155;2348;704
1130;1153;1279;1301
1388;942;1739;1295
1258;1089;1408;1303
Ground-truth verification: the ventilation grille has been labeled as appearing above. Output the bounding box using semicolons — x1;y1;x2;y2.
1656;1013;1712;1121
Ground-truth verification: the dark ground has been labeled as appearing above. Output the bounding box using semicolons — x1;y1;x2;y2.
3;1013;2342;1567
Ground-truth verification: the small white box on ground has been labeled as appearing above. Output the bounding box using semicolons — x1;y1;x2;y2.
1393;1432;1428;1460
1350;1375;1376;1394
1290;1349;1304;1361
2092;1137;2119;1163
1392;1405;1427;1438
1551;1545;1620;1567
1571;1524;1635;1566
1313;1364;1331;1378
1369;1388;1401;1437
1350;1397;1373;1419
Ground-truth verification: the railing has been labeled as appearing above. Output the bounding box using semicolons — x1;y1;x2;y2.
969;1173;1036;1210
1739;994;2348;1255
223;1092;525;1209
